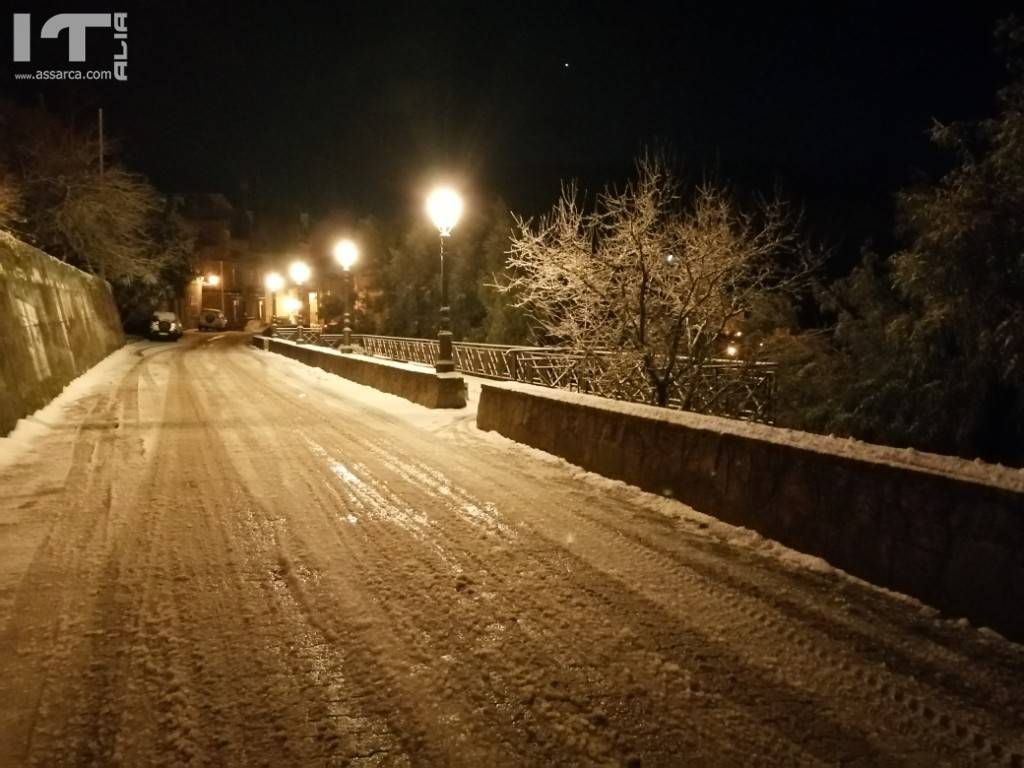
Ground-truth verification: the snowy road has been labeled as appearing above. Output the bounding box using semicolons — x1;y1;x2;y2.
1;332;1022;768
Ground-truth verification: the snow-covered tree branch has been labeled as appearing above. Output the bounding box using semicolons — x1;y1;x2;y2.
0;102;185;285
502;157;819;406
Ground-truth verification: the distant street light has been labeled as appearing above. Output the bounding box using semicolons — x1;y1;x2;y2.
265;272;284;324
289;260;312;330
425;186;464;373
265;272;285;292
205;270;225;314
332;239;359;353
289;260;311;285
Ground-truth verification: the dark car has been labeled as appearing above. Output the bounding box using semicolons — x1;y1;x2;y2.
198;308;228;331
148;311;183;341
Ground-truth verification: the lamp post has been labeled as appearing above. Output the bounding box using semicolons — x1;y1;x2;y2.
288;260;311;335
426;186;464;373
265;272;284;327
332;239;359;353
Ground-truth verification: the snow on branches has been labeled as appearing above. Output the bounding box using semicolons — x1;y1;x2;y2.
502;158;818;407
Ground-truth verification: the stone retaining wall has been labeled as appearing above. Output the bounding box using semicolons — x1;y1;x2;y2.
257;336;467;409
477;381;1024;641
0;232;124;435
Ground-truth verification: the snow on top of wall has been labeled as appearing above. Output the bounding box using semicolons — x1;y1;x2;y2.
482;381;1024;494
0;229;109;286
271;339;458;377
259;341;479;430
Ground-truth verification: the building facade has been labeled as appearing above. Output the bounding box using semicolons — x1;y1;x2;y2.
183;194;267;328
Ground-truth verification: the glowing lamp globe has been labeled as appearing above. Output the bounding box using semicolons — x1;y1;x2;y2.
426;186;463;236
333;239;359;271
289;260;311;285
264;272;284;292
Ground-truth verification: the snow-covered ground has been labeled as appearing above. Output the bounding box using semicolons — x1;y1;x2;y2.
0;340;144;471
1;332;1022;767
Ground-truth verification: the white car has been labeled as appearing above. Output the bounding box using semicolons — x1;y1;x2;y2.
148;311;183;341
199;308;228;331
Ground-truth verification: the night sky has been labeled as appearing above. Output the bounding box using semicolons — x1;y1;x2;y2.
3;2;1020;260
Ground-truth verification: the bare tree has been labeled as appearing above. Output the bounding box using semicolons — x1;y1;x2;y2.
1;103;170;283
503;158;817;407
0;166;22;231
48;166;164;281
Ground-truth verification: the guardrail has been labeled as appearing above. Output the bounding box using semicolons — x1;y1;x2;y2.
264;327;776;422
272;325;323;344
352;334;438;366
509;348;776;422
349;335;520;380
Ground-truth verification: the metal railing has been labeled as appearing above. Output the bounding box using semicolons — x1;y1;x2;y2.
454;342;521;379
509;348;776;422
271;325;323;344
264;328;776;422
671;361;776;421
352;334;439;366
316;333;352;351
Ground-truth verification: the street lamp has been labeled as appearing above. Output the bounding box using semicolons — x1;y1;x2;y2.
425;186;463;373
289;260;312;330
332;239;359;353
265;272;284;325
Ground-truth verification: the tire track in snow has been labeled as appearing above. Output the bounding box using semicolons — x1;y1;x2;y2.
211;420;538;765
418;434;1024;767
230;342;1015;768
218;360;847;768
211;362;653;764
8;334;1020;766
369;400;1024;766
240;344;1022;767
178;335;411;767
301;433;880;766
0;350;152;765
564;487;1024;744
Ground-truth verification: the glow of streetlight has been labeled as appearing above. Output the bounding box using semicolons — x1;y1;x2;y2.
333;239;359;271
725;344;739;358
289;260;311;285
283;297;302;314
205;273;221;286
264;272;284;292
426;186;463;236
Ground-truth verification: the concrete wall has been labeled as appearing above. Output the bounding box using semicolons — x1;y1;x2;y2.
477;381;1024;641
257;336;467;408
0;232;124;436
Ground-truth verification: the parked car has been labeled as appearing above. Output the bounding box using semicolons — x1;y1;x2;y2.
198;308;228;331
148;311;183;341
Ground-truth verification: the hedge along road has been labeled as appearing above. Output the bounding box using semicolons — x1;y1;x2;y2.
0;331;1022;768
